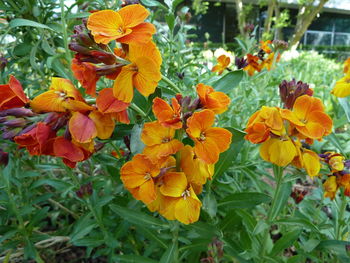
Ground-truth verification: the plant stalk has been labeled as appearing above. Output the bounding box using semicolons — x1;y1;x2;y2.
259;164;284;263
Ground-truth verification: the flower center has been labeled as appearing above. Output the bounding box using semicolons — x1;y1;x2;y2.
117;26;124;34
144;172;151;181
181;189;190;200
162;137;171;143
198;132;206;141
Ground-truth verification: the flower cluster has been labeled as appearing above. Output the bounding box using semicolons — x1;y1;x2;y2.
321;152;350;199
0;4;163;168
120;83;232;224
331;57;350;98
244;79;333;178
242;40;284;76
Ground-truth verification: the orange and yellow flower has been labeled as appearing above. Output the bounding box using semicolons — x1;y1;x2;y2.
186;110;232;164
260;40;272;54
30;78;93;113
259;137;297;167
331;75;350;98
180;145;214;193
141;121;183;161
152;97;182;129
120;154;160;204
212;55;230;75
196;83;230;114
0;75;29;110
113;41;162;103
244;54;261;76
87;4;156;45
244;106;283;144
280;95;332;140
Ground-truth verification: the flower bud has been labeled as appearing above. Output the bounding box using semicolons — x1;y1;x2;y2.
279;79;313;109
76;182;93;198
0;149;9;166
3;118;26;128
0;108;34;117
235;57;248;69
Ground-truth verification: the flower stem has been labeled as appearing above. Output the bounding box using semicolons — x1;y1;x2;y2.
259;164;284;263
59;0;73;75
336;190;347;240
161;74;181;93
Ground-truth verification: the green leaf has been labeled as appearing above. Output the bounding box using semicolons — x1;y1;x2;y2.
165;13;175;32
317;240;350;259
30;41;40;71
270;229;301;256
114;255;158;263
203;191;217;218
172;0;184;10
214;127;245;177
110;204;169;229
140;0;167;8
327;133;347;156
275;218;319;233
136;226;167;249
212;70;244;93
160;240;178;263
338;98;350;122
218;192;271;208
9;18;53;30
269;181;292;221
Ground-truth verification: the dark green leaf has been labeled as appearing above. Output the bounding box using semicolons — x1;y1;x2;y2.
9;18;53;30
114;255;158;263
110;204;169;229
218;192;271;208
269;181;292;221
270;229;301;256
160;240;178;263
213;70;244;93
275;218;319;233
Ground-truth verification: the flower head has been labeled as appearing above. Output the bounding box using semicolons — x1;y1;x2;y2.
0;75;29;110
87;4;156;45
186;110;232;164
196;83;230;114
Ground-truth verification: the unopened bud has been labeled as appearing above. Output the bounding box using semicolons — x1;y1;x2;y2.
235;57;248;69
0;108;34;117
3;118;26;127
0;149;8;166
68;42;91;55
76;182;93;198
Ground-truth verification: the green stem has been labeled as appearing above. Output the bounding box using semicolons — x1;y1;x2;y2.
129;103;152;121
59;0;73;70
170;221;179;262
86;198;110;242
336;190;347;240
161;74;181;93
259;165;284;263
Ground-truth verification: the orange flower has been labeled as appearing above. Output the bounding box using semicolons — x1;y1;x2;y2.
244;54;261;76
244;106;284;144
180;145;214;192
260;40;272;54
158;172;201;224
0;75;29;110
152;97;182;129
87;4;156;45
196;83;230;114
30;78;93;113
14;122;56;156
339;174;350;197
280;95;332;140
323;176;338;200
259;137;297;167
331;75;350;98
53;136;91;168
261;52;280;71
141;121;183;161
96;88;129;113
71;58;100;97
211;55;230;75
186;110;232;164
69;110;115;143
120;154;160;204
113;41;162;103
